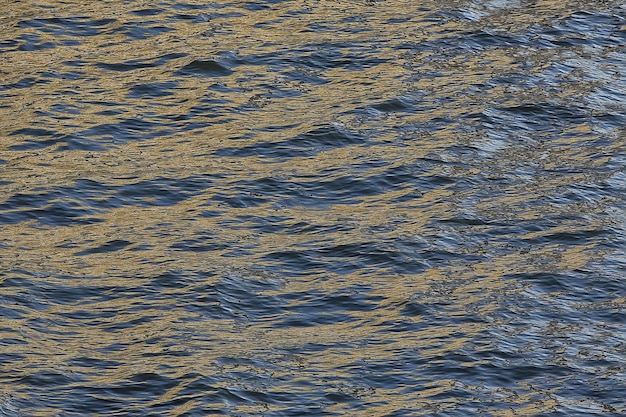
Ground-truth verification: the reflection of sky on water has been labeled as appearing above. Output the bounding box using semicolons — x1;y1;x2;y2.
0;0;624;415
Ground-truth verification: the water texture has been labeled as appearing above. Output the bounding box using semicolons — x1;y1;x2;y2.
0;0;624;415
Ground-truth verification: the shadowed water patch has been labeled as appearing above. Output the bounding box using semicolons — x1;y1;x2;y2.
175;59;234;78
74;240;133;256
96;53;187;72
215;124;365;159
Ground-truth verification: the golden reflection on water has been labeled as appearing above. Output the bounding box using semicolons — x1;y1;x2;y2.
0;0;623;414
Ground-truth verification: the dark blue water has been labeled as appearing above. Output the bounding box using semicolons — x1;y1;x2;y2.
0;0;624;415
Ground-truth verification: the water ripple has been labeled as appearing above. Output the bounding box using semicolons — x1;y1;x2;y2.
0;0;624;415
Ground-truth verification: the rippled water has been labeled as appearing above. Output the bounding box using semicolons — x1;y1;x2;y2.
0;0;624;415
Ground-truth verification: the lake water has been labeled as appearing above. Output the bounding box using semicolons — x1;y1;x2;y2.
0;0;624;415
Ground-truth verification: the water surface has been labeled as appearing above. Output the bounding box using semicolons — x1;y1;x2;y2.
0;0;625;415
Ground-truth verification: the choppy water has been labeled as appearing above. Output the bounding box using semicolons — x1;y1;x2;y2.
0;0;625;415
